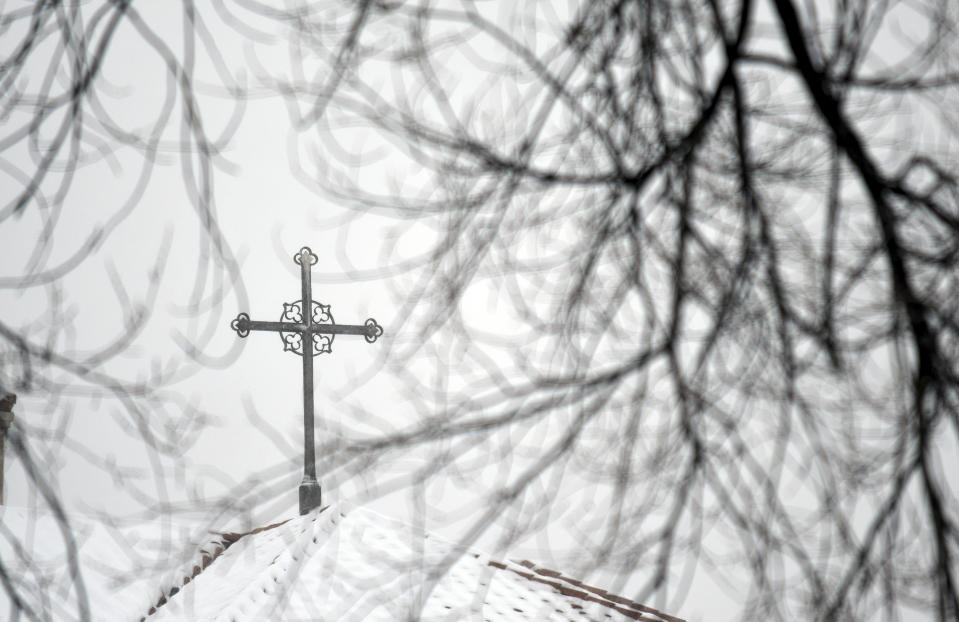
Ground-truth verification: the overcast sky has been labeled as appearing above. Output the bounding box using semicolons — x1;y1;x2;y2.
0;4;732;618
2;2;954;621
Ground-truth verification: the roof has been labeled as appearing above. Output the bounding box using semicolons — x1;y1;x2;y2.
145;506;684;622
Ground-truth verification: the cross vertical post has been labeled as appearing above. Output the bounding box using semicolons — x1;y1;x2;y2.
230;246;384;515
298;247;320;513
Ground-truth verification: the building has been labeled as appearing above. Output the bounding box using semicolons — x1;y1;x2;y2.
145;505;684;621
1;503;685;621
1;394;684;621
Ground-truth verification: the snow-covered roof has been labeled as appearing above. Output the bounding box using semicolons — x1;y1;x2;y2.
146;506;684;622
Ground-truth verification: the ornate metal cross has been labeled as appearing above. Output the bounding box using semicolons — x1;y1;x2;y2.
230;246;383;515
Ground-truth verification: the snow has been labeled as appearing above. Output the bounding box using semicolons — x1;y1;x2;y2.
0;504;682;621
147;506;681;621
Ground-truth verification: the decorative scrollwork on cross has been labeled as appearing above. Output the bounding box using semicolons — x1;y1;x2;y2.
293;246;318;267
364;318;383;343
312;302;332;324
277;299;336;356
231;313;251;338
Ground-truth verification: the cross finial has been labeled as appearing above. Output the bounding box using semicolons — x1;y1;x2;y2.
294;246;317;267
230;246;383;514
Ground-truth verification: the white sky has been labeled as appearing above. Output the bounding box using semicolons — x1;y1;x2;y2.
0;4;732;618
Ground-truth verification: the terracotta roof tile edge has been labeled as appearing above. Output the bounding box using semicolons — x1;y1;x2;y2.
139;510;312;620
488;559;686;622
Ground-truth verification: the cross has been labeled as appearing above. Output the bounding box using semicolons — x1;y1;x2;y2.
230;246;383;515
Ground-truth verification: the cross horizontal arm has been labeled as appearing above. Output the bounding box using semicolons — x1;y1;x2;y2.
313;318;384;343
246;320;302;333
231;312;384;344
311;324;374;336
238;320;376;336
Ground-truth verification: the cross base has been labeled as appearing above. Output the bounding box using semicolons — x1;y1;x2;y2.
299;477;322;515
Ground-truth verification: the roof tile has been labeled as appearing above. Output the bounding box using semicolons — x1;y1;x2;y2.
147;506;685;622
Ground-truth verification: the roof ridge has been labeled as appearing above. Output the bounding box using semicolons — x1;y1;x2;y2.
213;507;342;620
141;505;686;622
492;559;686;622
